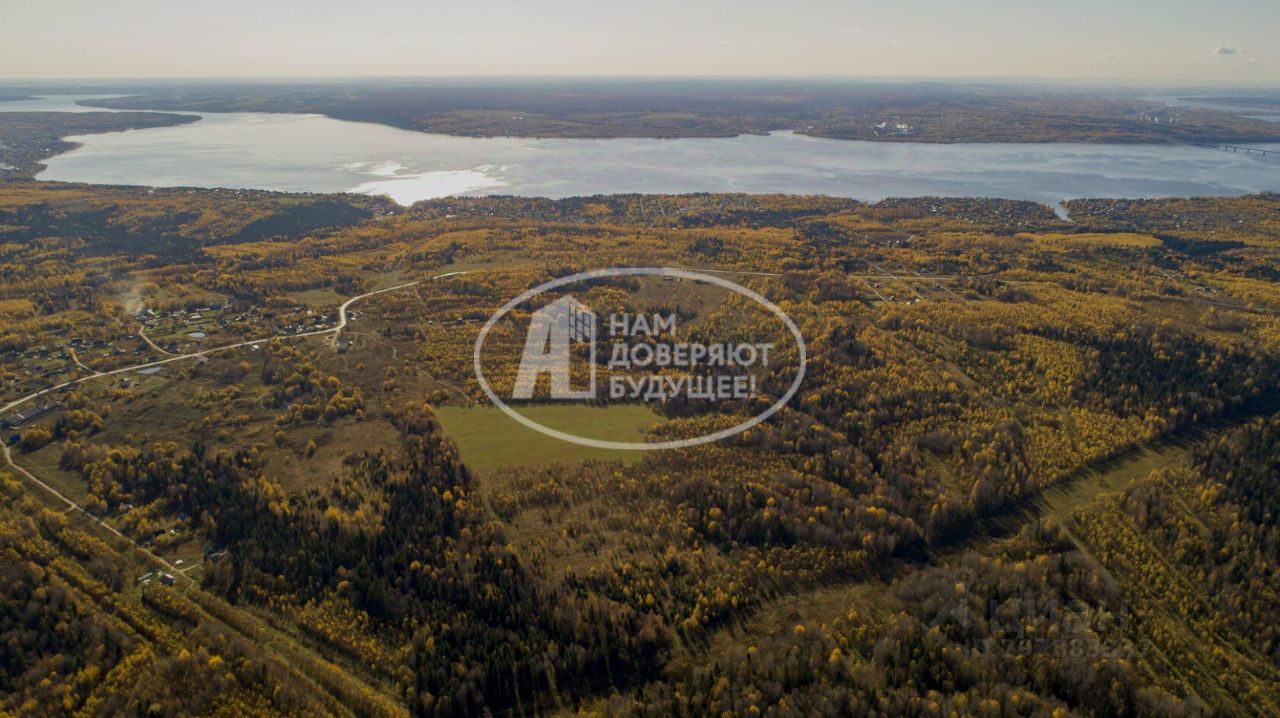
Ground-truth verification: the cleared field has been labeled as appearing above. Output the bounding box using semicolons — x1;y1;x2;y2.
288;287;346;307
11;442;92;505
1036;439;1191;522
434;403;665;472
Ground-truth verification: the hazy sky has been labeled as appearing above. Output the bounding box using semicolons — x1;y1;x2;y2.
3;0;1276;84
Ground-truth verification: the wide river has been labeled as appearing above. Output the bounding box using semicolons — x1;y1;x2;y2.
7;94;1279;208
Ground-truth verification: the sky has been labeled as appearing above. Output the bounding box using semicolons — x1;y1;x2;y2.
3;0;1276;85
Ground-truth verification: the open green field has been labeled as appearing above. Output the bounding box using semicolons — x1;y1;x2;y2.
1035;440;1192;522
288;287;346;307
434;403;665;472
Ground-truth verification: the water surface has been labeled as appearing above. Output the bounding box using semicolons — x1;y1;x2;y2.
7;96;1278;206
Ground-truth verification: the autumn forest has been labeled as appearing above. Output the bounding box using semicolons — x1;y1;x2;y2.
0;178;1279;716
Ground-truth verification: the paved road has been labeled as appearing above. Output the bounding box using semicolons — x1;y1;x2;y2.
672;266;783;278
0;271;467;416
0;270;467;580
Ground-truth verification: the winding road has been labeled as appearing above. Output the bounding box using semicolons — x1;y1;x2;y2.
0;271;466;417
1;270;467;580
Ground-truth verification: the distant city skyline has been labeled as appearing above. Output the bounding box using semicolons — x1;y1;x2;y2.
3;0;1276;85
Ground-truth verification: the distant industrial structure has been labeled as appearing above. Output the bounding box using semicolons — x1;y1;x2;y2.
1125;109;1186;124
873;120;915;137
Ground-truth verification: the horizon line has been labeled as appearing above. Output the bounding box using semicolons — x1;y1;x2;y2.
1;74;1279;91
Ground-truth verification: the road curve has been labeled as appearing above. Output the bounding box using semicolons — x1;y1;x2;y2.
0;271;468;416
0;270;470;580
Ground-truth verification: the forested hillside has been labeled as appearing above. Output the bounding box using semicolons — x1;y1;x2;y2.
3;185;1280;715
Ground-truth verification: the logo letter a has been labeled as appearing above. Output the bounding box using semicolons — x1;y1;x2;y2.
512;297;595;399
